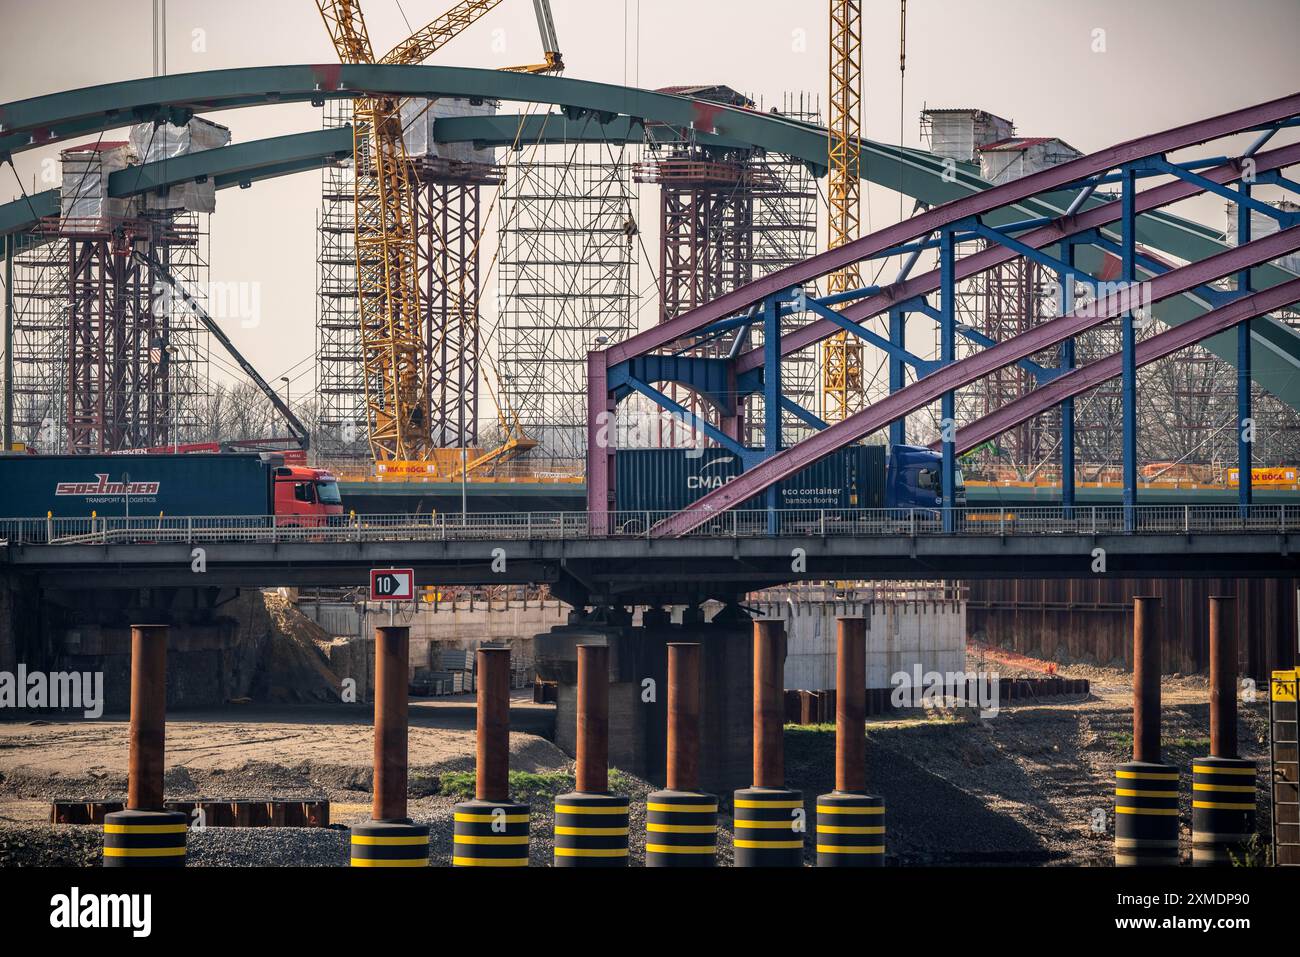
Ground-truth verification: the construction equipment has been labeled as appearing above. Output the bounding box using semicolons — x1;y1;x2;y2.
824;0;865;422
499;0;564;73
316;0;562;476
136;248;311;452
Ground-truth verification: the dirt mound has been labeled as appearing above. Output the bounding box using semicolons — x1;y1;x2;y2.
232;592;344;704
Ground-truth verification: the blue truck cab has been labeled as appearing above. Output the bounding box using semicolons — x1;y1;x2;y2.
886;444;967;511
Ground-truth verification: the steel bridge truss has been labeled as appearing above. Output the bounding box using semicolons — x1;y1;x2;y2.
588;95;1300;536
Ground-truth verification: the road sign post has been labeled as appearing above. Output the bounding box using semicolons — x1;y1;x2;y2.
370;568;416;625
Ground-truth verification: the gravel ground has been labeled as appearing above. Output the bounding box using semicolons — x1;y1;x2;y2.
0;666;1275;867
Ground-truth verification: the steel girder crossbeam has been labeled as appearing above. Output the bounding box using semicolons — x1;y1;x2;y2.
604;92;1300;364
647;227;1300;538
936;278;1300;458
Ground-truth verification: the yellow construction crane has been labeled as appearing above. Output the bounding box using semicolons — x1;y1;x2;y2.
315;0;562;466
823;0;865;422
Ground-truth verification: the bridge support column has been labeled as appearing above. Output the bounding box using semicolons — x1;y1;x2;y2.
647;642;718;866
1236;178;1254;518
734;618;804;867
1115;596;1180;866
817;617;885;866
1120;164;1139;532
1192;596;1256;865
554;644;630;866
454;647;531;867
350;625;429;867
104;625;187;868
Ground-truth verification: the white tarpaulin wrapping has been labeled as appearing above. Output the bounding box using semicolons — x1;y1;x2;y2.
59;143;136;231
400;96;497;165
127;116;232;213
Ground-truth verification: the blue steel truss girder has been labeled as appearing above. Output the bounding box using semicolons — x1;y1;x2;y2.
610;355;735;417
1146;155;1300;224
644;222;1300;537
622;375;751;463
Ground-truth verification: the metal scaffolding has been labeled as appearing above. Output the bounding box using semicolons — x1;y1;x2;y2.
315;98;369;461
632;89;822;447
751;93;822;442
9;213;208;453
415;157;500;449
497;139;638;463
9;236;70;449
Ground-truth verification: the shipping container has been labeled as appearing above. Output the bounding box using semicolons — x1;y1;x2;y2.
0;452;279;519
613;445;888;514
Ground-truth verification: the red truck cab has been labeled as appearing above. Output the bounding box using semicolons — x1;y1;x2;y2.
273;466;344;524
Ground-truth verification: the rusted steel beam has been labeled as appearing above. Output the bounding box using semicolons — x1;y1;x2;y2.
575;644;609;794
1133;596;1162;763
1209;596;1238;759
753;619;786;788
835;617;867;793
373;625;410;821
476;646;511;803
127;624;168;811
667;642;702;792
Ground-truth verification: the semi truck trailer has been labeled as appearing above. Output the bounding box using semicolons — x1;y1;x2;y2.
0;452;343;524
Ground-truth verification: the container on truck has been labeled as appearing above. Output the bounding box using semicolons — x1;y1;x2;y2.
0;452;343;532
611;444;965;529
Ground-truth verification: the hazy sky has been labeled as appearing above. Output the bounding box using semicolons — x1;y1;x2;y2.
2;0;1298;398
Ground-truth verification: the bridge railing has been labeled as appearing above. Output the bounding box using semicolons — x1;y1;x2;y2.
0;505;1296;545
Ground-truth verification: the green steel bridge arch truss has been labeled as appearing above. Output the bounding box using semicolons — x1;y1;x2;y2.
1;64;1296;409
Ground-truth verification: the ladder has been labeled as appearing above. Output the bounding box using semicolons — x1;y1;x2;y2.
1271;669;1299;865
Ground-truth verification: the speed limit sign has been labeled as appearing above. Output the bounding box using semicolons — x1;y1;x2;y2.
369;568;415;601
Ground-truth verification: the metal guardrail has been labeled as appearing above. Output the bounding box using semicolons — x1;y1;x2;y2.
0;505;1297;546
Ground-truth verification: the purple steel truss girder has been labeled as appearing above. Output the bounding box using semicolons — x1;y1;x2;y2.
940;278;1300;456
603;92;1300;366
737;141;1300;374
648;226;1300;537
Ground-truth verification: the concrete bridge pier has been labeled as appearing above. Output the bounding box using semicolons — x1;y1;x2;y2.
536;603;755;795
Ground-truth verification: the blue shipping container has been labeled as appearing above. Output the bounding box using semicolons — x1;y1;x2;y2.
613;446;887;513
0;453;276;519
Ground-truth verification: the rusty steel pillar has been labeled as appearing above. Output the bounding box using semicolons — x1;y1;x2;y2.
1115;596;1179;866
734;619;804;867
104;625;187;867
1133;596;1162;764
554;644;629;866
1208;597;1238;758
351;626;429;867
817;617;885;866
1193;596;1257;865
373;625;410;821
648;642;718;866
454;646;530;866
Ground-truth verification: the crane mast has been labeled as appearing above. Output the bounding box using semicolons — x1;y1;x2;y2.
316;0;560;465
824;0;865;422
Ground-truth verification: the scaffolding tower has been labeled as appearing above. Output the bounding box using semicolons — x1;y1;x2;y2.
9;213;208;453
415;156;500;449
315;98;369;461
632;89;822;448
497;138;638;463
